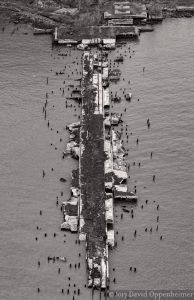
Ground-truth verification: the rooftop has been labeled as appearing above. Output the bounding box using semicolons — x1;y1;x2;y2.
104;1;147;19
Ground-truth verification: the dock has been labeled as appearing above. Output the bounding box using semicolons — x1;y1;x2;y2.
61;51;137;289
53;26;139;47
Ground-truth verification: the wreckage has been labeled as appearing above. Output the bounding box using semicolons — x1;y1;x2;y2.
61;52;137;289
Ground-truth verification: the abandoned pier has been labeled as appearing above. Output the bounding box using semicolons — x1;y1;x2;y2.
61;51;137;289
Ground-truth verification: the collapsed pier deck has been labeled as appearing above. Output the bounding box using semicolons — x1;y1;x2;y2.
61;51;138;289
80;53;106;240
79;53;107;288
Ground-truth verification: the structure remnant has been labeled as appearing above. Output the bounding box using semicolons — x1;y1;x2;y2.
61;52;137;289
53;26;139;46
104;1;163;25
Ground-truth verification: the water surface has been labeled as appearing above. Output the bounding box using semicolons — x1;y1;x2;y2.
0;18;194;300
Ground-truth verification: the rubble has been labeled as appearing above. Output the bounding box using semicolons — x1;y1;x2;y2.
62;52;137;290
109;69;121;82
61;216;78;232
111;113;122;125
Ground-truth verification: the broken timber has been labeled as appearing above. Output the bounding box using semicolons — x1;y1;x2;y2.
61;52;137;289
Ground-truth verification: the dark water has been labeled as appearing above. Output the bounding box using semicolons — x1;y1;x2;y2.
0;18;194;300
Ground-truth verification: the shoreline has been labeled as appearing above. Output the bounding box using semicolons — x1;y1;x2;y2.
1;1;194;33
